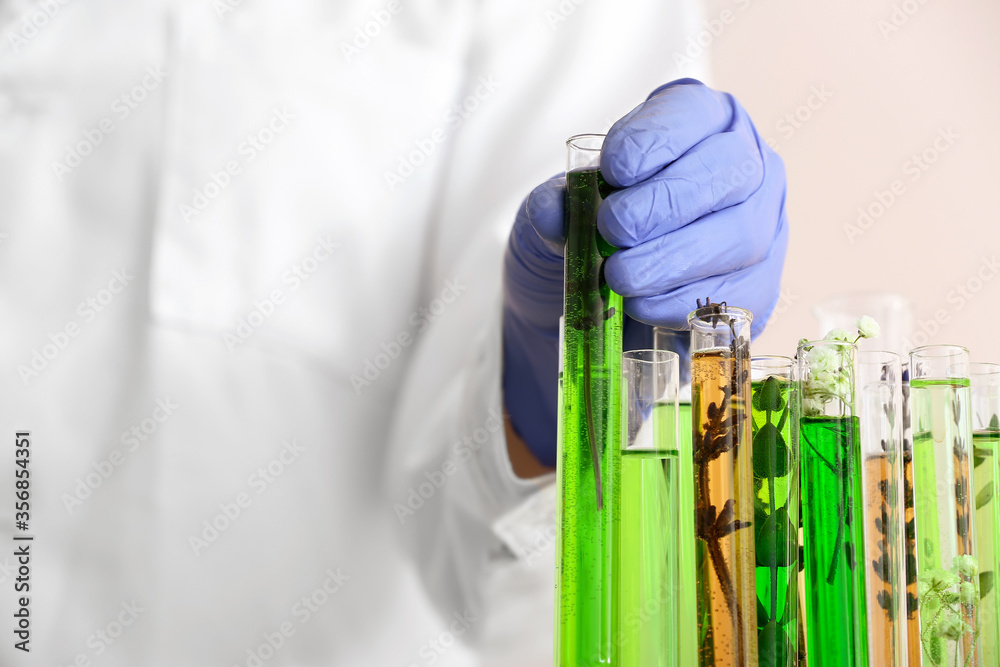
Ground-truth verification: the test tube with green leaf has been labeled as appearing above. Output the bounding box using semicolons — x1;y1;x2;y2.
971;362;1000;664
751;356;799;667
910;345;981;667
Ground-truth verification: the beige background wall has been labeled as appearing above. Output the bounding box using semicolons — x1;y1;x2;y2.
701;0;1000;361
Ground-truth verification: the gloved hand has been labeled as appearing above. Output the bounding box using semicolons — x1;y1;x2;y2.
503;78;789;467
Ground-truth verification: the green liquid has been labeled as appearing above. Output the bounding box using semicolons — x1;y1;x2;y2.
618;448;681;667
556;168;622;666
679;402;698;666
910;378;980;666
973;431;999;664
800;416;869;667
904;448;923;667
751;379;798;667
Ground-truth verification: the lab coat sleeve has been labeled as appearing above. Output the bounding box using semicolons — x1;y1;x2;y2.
385;227;553;637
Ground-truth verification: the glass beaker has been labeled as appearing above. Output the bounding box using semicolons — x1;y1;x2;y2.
812;292;914;358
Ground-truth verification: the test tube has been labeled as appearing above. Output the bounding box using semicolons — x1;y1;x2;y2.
617;349;689;666
555;133;623;666
798;339;869;667
858;350;908;667
689;304;757;667
971;362;1000;664
750;356;799;667
909;345;980;666
653;326;697;664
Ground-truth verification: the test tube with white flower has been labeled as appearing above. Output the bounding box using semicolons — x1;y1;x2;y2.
797;318;879;667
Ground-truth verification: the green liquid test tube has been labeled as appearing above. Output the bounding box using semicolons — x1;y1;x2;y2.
654;326;698;666
617;349;685;667
555;134;623;666
798;340;869;667
909;346;981;667
750;356;799;667
971;362;1000;666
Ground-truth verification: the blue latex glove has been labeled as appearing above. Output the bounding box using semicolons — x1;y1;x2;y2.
503;79;789;466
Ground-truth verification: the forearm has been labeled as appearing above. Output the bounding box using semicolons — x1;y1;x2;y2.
504;406;554;479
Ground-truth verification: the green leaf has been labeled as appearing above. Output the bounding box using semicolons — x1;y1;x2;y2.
977;482;994;510
756;506;797;568
757;597;769;627
752;423;789;478
929;635;943;665
757;622;791;666
759;376;785;412
975;448;988;468
981;571;994;599
990;413;999;431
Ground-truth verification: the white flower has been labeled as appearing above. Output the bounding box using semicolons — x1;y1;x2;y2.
802;397;824;416
833;373;853;399
806;346;839;375
824;328;852;343
857;315;881;339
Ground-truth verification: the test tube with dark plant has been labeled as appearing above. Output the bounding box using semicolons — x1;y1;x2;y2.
858;350;907;667
555;134;623;666
689;302;757;667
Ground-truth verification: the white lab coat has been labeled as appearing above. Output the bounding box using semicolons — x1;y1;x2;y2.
0;1;705;664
